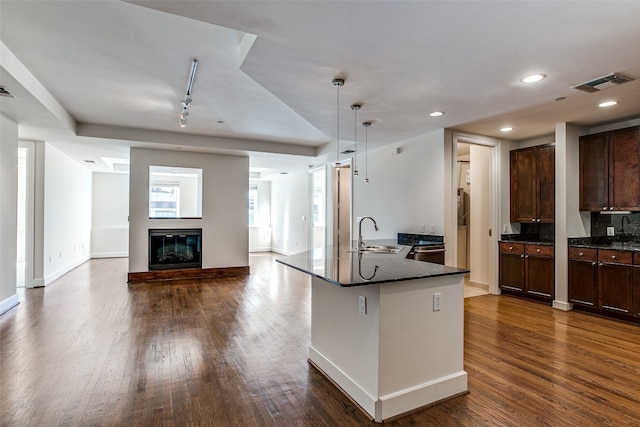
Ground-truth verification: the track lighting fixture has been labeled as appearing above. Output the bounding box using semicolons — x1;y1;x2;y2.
178;58;198;128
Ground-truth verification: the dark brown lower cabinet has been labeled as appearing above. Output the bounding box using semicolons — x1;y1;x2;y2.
597;250;634;316
525;244;554;299
569;247;639;322
634;268;640;318
499;243;525;293
499;242;554;303
568;248;598;308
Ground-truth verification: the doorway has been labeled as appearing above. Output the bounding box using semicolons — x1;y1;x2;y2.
310;167;327;250
17;142;35;296
449;133;500;295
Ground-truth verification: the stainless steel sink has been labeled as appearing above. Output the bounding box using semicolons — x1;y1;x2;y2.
357;244;402;254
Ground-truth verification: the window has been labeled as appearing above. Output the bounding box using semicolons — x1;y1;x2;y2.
149;166;202;218
248;185;258;226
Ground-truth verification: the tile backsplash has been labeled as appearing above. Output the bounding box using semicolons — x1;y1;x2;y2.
591;212;640;239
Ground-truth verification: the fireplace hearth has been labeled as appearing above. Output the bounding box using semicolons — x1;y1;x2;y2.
149;229;202;270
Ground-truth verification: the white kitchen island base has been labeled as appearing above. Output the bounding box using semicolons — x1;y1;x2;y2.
309;274;467;422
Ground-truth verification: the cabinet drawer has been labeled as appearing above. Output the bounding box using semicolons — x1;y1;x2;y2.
499;242;524;254
569;247;598;261
634;252;640;265
526;244;554;257
598;250;632;265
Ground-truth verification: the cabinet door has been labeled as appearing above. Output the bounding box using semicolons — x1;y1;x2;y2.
609;127;640;211
568;259;598;307
525;255;554;299
500;252;525;292
510;148;538;223
579;133;608;211
598;263;634;315
634;267;640;318
537;146;555;222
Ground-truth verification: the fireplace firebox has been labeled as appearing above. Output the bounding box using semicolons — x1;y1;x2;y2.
149;229;202;270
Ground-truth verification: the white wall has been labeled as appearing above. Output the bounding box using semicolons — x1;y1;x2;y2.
249;180;272;252
271;171;309;255
128;148;248;272
0;114;19;314
42;143;92;284
352;130;445;239
92;172;129;258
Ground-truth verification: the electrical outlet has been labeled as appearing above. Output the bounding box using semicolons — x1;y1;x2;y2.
607;226;615;236
359;295;367;314
433;292;442;311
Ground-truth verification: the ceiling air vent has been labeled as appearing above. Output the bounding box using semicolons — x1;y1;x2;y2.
0;85;15;98
572;73;634;93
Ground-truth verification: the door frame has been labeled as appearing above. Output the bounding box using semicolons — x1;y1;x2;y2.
18;141;35;288
445;131;503;295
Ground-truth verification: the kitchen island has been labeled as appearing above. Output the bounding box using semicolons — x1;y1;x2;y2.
276;241;469;422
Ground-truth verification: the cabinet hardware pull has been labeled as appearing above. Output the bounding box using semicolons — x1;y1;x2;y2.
579;252;584;256
592;262;597;266
520;254;524;258
609;207;614;210
602;207;607;210
525;255;529;258
509;246;513;250
611;255;616;259
536;248;541;252
598;262;603;266
531;218;536;222
537;219;541;223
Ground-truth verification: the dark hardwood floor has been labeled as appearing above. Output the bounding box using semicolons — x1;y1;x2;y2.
2;253;640;426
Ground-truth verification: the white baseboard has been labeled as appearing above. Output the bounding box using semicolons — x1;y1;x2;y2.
377;371;468;421
249;246;272;253
0;294;19;316
271;248;294;256
309;346;377;417
309;345;467;422
553;300;573;311
91;251;128;258
44;256;90;286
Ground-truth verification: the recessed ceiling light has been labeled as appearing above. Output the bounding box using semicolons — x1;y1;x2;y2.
521;73;547;84
430;111;444;117
500;127;513;132
598;100;618;108
84;160;95;164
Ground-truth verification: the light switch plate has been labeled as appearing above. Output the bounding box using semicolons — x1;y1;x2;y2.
359;295;367;314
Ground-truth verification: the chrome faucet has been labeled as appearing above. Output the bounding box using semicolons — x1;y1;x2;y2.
621;215;631;235
358;216;379;250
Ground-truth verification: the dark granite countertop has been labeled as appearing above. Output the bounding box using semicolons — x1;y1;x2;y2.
276;239;468;287
499;234;555;246
569;237;640;251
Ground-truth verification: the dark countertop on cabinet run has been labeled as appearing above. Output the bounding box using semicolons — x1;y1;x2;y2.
568;238;640;251
276;239;468;287
500;234;554;245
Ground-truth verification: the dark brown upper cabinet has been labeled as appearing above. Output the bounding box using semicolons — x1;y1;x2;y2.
580;126;640;212
510;145;555;223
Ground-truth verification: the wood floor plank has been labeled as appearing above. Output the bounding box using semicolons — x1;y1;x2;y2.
2;253;640;426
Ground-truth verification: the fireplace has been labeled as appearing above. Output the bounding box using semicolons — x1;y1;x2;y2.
149;229;202;270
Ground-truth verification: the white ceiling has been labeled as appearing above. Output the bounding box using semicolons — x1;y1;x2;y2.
2;1;640;178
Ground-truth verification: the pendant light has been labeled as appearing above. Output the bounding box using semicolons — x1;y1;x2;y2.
362;121;371;183
332;78;345;166
351;104;361;176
